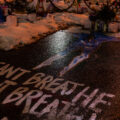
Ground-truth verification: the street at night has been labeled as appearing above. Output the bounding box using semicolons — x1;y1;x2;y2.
0;27;120;120
0;0;120;119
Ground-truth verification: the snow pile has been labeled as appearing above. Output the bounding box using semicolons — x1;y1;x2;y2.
54;1;68;9
27;13;37;22
6;15;17;26
0;12;91;51
0;0;13;3
108;22;119;33
66;26;82;33
77;14;91;29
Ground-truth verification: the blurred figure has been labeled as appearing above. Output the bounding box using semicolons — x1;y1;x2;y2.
1;0;12;21
36;0;45;16
27;0;38;13
27;0;47;17
0;4;4;23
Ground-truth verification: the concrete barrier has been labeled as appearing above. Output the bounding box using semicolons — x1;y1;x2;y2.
6;15;17;26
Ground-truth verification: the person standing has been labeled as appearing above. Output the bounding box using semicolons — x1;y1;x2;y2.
0;4;4;23
36;0;47;16
89;11;97;37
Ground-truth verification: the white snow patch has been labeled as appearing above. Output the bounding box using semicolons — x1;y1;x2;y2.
0;13;91;50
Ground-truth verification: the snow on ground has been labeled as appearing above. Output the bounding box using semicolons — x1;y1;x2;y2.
0;12;120;51
0;12;90;51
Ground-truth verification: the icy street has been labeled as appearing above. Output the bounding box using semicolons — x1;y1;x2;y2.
0;13;91;51
0;27;120;120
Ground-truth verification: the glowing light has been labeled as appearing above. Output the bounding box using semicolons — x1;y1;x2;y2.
48;31;73;53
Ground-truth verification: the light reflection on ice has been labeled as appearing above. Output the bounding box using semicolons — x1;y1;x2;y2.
33;32;119;76
49;31;68;52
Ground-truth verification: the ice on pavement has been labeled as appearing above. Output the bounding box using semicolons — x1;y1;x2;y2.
0;11;120;51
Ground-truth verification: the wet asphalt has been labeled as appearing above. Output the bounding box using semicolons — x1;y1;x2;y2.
0;28;120;120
